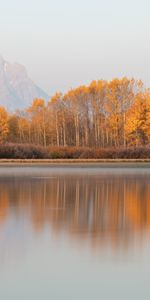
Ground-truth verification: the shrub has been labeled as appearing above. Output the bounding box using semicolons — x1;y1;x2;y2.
0;143;48;159
0;143;150;159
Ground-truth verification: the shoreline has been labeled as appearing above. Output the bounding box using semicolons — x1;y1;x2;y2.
0;158;150;168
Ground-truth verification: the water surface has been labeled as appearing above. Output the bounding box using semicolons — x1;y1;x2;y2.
0;166;150;299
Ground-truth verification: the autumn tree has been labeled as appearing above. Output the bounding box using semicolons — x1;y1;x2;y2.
28;99;48;147
0;106;9;143
8;114;19;143
105;78;140;147
1;77;149;150
125;90;150;146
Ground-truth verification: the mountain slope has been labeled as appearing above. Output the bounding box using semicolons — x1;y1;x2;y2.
0;56;49;110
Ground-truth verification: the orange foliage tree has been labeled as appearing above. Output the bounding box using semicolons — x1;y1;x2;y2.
1;78;150;149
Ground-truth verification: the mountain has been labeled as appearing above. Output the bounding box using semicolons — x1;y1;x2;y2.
0;56;49;110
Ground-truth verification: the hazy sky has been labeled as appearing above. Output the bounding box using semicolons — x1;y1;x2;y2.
0;0;149;96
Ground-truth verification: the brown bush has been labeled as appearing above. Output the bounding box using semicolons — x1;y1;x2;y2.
0;144;150;159
0;143;48;159
47;146;84;159
47;146;150;159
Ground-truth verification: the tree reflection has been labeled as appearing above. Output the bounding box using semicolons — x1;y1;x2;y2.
0;174;150;250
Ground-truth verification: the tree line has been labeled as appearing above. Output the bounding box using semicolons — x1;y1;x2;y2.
0;77;150;148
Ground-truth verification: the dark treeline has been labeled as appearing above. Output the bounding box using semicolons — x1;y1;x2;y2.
0;78;150;151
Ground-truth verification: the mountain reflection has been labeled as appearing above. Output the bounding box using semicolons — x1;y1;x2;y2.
0;173;150;251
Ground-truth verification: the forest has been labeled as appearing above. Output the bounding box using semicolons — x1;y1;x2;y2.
0;77;150;158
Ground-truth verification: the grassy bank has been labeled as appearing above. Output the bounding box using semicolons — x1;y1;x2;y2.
0;159;150;171
0;158;150;163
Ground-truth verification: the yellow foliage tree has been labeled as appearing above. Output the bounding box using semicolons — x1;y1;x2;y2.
125;91;150;146
0;106;9;143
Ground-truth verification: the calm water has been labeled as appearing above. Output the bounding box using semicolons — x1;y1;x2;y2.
0;166;150;299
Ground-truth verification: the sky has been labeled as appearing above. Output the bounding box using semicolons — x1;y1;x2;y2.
0;0;149;96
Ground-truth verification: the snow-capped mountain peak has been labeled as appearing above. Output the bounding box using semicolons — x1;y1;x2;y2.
0;56;49;110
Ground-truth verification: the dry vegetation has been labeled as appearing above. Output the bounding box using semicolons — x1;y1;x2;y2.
0;143;150;159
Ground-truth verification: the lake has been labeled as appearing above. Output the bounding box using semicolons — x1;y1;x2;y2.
0;165;150;299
